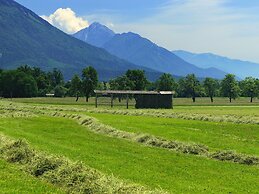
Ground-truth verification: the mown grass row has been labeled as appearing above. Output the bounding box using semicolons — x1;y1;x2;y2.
2;101;259;165
1;113;258;193
0;106;37;118
0;134;165;194
2;101;259;125
87;112;258;156
9;96;259;106
0;159;64;194
26;103;259;125
85;109;259;125
1;102;258;165
46;111;259;166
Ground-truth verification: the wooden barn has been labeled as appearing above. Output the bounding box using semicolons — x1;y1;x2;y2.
94;90;174;109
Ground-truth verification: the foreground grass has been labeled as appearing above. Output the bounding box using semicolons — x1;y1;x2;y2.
0;159;64;194
1;135;161;194
0;116;258;193
86;113;259;156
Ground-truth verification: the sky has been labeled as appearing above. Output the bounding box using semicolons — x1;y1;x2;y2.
16;0;259;63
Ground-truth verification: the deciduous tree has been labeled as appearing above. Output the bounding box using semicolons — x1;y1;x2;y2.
221;74;240;103
82;66;98;102
125;70;148;90
240;77;258;102
70;74;82;101
156;73;176;91
203;77;218;102
180;74;201;102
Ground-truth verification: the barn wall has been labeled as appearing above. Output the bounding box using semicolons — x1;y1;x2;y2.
135;94;172;109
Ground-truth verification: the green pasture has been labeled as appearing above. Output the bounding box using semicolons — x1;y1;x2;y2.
86;113;259;155
7;96;259;107
4;97;259;119
0;159;64;194
0;116;258;193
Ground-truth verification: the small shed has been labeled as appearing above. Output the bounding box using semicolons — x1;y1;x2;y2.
94;90;174;109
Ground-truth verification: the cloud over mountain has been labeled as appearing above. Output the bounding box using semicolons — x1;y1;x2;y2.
41;8;89;34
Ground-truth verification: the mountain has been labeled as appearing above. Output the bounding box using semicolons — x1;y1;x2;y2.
0;0;162;81
73;22;115;47
173;50;259;79
102;33;227;79
73;23;227;79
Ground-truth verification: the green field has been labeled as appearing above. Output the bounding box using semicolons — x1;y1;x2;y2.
0;159;64;194
86;113;259;155
9;96;259;106
0;97;258;193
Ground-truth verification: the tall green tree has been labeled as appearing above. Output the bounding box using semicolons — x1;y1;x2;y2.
0;70;16;98
109;75;134;102
48;68;64;88
240;77;258;102
156;73;176;91
109;75;133;91
54;85;67;97
203;77;218;102
125;70;148;90
0;70;37;98
70;74;82;101
221;74;240;102
180;74;201;102
82;66;98;102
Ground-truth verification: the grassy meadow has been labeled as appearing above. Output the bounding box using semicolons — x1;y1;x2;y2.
9;96;259;106
0;97;258;193
0;159;64;194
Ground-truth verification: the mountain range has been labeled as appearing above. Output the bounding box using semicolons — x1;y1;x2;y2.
73;23;227;79
0;0;162;81
172;50;259;79
2;0;257;81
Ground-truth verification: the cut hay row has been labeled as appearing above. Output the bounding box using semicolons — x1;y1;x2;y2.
1;102;258;165
47;112;259;166
2;102;259;125
50;112;209;156
85;109;259;125
0;134;166;194
25;103;259;125
0;108;37;118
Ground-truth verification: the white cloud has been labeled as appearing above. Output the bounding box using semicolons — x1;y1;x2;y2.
41;8;89;34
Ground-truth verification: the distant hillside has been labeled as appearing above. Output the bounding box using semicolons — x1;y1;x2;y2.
74;23;227;79
0;0;161;81
173;50;259;79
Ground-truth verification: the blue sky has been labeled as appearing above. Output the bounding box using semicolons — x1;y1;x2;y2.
16;0;259;63
16;0;169;19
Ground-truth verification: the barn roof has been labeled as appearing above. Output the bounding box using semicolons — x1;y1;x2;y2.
94;90;175;95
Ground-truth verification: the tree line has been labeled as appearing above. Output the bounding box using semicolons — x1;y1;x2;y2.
0;65;259;102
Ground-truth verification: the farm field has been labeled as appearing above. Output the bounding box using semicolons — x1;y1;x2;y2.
9;97;259;116
0;159;64;194
10;96;259;106
85;113;259;155
0;97;259;193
